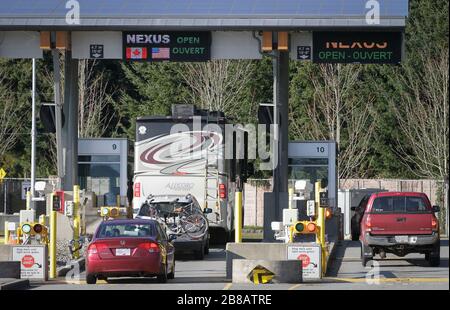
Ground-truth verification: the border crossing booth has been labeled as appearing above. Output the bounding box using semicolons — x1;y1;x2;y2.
288;141;339;240
78;138;130;208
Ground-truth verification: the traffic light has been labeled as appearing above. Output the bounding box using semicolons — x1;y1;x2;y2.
293;221;318;234
20;222;48;243
100;207;121;219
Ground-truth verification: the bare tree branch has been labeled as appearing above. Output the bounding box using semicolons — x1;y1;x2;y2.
290;63;375;181
0;68;27;158
180;60;254;118
392;46;449;180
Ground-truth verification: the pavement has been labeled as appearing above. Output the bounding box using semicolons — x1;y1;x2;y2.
27;239;449;290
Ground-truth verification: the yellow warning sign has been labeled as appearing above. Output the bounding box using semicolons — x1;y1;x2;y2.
247;265;275;284
0;168;6;181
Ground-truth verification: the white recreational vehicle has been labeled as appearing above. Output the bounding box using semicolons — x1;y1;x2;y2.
133;105;238;243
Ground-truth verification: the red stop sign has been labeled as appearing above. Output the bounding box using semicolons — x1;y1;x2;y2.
21;255;35;268
297;254;310;268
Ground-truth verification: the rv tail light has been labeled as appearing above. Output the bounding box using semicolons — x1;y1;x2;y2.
219;184;227;199
134;182;141;198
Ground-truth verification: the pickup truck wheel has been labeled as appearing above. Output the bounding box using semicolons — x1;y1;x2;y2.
361;243;373;267
427;242;440;267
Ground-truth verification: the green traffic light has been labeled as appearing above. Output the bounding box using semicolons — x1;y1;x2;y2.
295;222;305;233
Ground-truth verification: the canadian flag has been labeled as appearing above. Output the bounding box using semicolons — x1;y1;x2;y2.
126;47;148;59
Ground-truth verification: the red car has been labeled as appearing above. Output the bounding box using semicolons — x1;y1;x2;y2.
86;219;176;284
359;192;440;267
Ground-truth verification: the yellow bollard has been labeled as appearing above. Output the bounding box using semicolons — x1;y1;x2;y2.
234;191;243;243
49;210;57;279
73;185;80;259
4;221;9;245
315;181;328;277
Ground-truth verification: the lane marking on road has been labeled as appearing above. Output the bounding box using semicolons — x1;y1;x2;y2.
288;284;302;290
223;283;232;290
63;280;86;285
63;279;109;285
326;277;449;283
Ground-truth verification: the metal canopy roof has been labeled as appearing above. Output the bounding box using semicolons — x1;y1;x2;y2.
0;0;409;30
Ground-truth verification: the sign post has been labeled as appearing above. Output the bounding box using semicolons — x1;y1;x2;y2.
11;245;48;281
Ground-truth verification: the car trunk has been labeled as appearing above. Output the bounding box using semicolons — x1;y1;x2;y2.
95;238;157;259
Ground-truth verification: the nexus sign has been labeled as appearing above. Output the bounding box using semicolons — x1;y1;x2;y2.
313;32;403;64
123;32;211;62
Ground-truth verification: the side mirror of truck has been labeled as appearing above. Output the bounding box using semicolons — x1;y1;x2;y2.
168;234;177;242
432;206;440;213
203;208;213;214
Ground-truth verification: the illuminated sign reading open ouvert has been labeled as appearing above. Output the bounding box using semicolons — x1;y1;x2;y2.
0;0;409;231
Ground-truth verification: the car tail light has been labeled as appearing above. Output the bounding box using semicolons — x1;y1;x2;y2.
134;182;141;198
432;217;438;232
365;215;372;232
88;243;107;255
219;183;226;199
138;242;160;253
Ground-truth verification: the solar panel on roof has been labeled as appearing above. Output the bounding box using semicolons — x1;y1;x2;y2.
0;0;409;17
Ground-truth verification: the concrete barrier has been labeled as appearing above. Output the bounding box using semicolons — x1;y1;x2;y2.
232;259;302;284
0;279;30;290
226;242;338;279
0;261;20;278
226;243;292;279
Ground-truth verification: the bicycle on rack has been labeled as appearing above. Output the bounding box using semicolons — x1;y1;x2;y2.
137;195;209;239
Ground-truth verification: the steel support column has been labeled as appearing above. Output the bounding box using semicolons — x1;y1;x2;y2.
52;49;64;190
62;51;78;191
264;50;290;241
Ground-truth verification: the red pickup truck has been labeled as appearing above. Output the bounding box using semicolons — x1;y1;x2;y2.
359;192;440;267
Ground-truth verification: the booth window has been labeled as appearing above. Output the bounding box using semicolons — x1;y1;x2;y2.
78;155;121;205
288;157;329;188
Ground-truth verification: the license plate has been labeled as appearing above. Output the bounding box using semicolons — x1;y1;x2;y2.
115;248;131;256
395;236;409;243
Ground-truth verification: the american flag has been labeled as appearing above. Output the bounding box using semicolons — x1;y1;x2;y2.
152;47;170;59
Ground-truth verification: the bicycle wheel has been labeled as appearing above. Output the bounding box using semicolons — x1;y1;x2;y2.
180;213;209;239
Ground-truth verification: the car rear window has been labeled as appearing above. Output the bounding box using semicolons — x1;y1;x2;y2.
96;223;156;238
371;196;430;214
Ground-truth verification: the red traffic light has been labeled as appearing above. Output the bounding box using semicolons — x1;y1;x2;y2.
33;224;43;233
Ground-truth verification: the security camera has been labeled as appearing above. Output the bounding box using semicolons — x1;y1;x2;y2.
35;181;47;196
